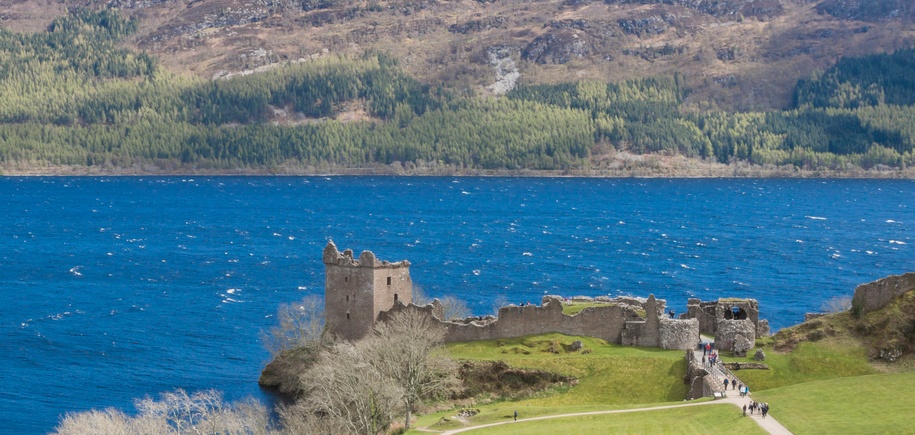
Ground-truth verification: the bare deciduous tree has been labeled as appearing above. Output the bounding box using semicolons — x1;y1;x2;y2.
412;284;431;306
54;408;138;435
822;295;853;313
365;310;455;430
53;389;273;435
492;295;509;316
261;295;328;357
297;342;402;435
439;295;471;321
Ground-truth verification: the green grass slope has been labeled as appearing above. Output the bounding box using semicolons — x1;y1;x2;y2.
445;334;688;406
751;371;915;434
730;337;878;391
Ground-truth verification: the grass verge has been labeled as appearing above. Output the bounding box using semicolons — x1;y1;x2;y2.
452;403;769;434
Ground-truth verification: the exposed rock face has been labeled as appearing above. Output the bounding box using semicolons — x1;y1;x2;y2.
754;348;766;361
851;272;915;316
106;0;169;9
879;345;904;363
816;0;914;22
522;30;592;64
486;45;520;95
449;16;507;34
618;16;670;36
604;0;783;19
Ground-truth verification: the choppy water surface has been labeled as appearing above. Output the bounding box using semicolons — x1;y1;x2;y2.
1;176;912;433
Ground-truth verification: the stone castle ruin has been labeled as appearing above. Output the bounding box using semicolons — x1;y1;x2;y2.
323;242;768;352
685;298;770;356
323;241;413;341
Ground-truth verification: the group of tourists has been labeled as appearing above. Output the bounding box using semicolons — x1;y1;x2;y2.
701;342;719;366
743;401;769;418
723;378;744;393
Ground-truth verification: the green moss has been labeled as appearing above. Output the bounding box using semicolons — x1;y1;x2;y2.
561;302;616;316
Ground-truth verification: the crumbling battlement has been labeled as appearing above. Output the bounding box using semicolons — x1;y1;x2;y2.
851;272;915;316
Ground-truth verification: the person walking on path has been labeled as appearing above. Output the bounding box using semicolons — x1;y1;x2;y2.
724;378;729;390
514;410;517;421
743;404;747;417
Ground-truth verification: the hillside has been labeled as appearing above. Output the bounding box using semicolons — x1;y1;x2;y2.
768;286;915;368
1;0;913;112
1;5;914;175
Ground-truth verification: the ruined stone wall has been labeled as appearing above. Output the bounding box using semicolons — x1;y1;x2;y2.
687;299;719;335
442;297;634;344
851;272;915;316
715;319;756;352
378;295;697;350
660;318;700;350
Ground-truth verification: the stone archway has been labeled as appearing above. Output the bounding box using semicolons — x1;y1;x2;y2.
724;306;748;320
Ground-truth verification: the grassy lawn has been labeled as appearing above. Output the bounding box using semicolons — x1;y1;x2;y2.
729;337;877;391
751;371;915;434
455;403;768;434
413;334;692;432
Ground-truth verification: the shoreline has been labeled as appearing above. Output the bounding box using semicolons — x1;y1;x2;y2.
3;164;915;179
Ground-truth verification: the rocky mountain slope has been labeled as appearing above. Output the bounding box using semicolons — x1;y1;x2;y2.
1;0;912;111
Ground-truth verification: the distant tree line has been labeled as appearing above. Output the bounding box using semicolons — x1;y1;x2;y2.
0;9;913;173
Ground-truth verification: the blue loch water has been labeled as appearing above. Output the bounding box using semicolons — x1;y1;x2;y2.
1;176;913;433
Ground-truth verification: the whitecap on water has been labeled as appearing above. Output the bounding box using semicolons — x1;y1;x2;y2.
805;216;827;220
522;252;533;256
297;286;308;290
886;220;897;223
472;269;481;276
69;266;83;277
889;240;907;245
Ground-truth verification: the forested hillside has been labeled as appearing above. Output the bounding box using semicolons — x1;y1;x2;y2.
0;10;913;175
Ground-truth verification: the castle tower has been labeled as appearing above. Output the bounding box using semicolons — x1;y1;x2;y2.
323;241;412;341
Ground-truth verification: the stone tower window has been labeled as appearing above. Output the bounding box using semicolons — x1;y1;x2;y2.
347;312;350;320
387;277;392;285
394;294;398;302
346;295;349;302
344;276;348;282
